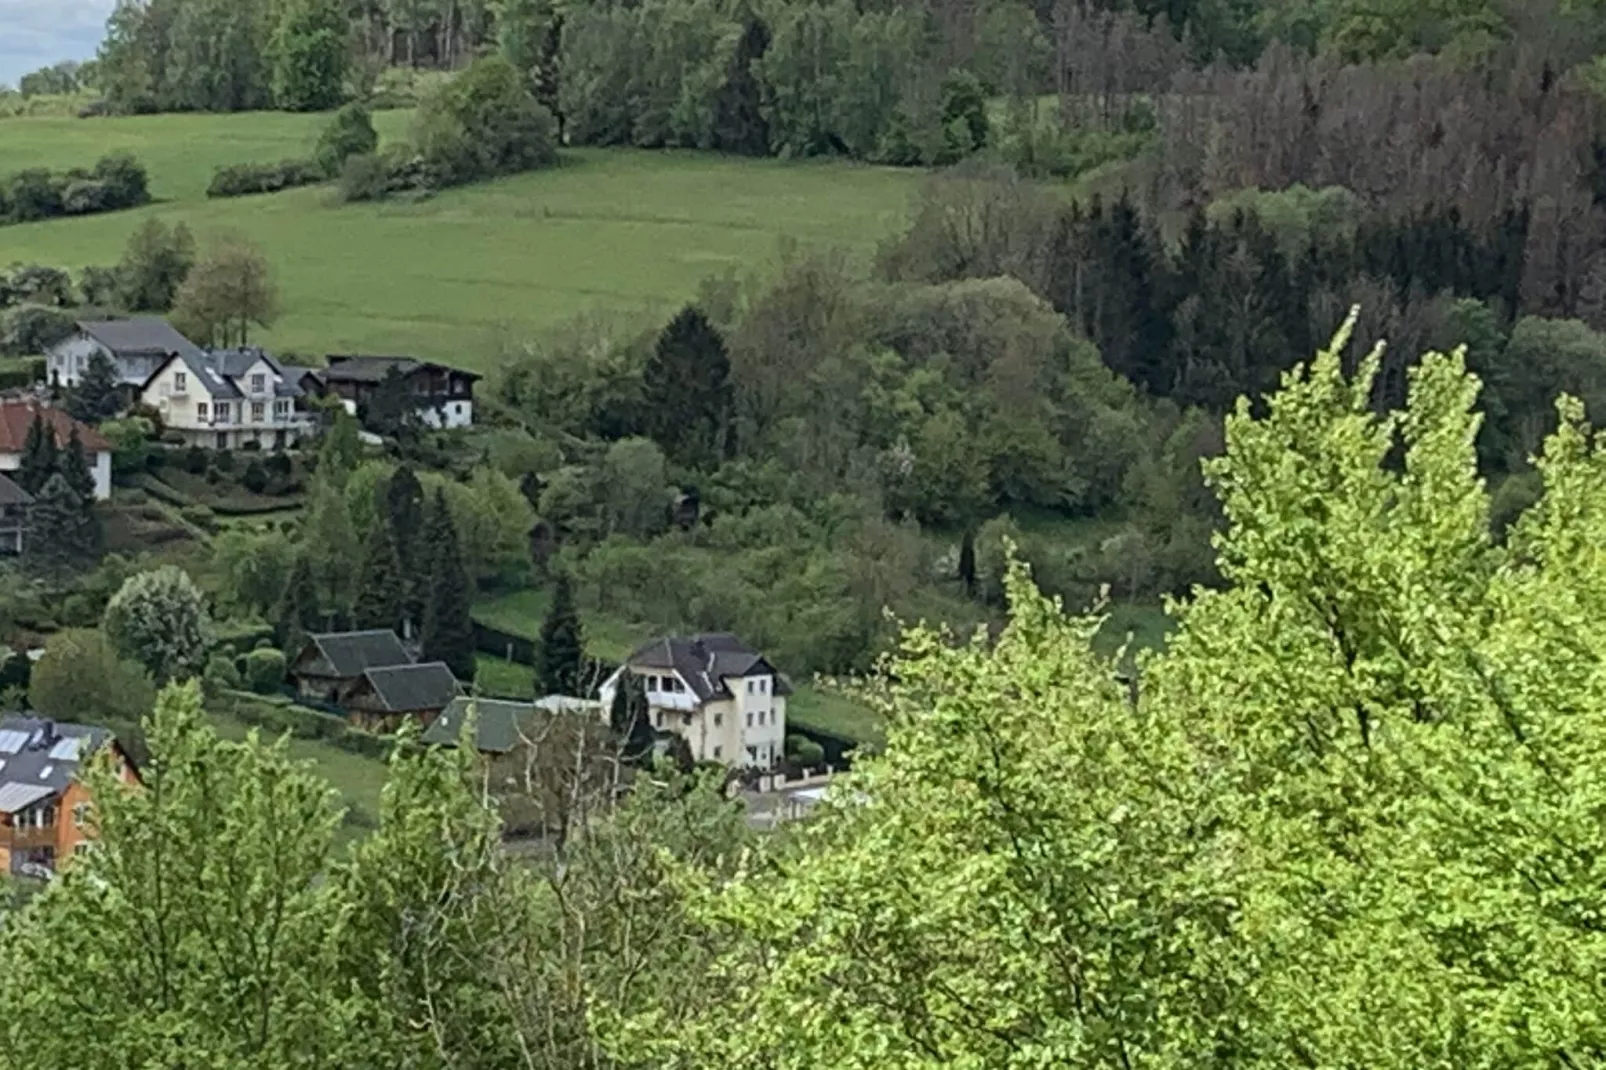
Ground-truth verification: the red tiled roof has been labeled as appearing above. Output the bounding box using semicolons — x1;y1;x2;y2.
0;402;111;454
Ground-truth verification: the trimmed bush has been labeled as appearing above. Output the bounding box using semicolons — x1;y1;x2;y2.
207;158;324;199
0;358;44;389
243;648;287;694
203;652;243;693
179;503;216;532
183;445;208;474
787;733;825;767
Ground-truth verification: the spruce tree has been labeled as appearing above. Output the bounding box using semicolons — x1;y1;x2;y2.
66;352;123;424
23;473;93;575
536;572;586;698
275;552;320;653
16;412;58;495
958;528;977;596
61;428;96;502
384;465;426;633
420;489;477;682
642;306;734;471
352;512;405;634
711;14;771;156
609;670;655;763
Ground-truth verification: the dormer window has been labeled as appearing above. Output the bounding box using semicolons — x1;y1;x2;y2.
251;373;265;393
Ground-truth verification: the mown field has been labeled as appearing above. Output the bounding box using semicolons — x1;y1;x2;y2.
1;111;920;367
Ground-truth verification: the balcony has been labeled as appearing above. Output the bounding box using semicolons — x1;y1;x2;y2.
1;824;56;851
647;690;699;713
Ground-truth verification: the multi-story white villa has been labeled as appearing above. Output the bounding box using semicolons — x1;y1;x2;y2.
598;634;790;769
140;347;312;450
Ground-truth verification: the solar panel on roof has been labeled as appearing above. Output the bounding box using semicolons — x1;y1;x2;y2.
48;737;82;761
0;730;28;755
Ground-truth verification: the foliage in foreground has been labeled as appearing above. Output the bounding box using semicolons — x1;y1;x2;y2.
601;314;1606;1067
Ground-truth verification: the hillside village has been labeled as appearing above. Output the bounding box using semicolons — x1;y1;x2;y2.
12;0;1606;1061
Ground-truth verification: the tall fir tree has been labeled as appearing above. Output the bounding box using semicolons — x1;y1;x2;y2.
352;512;405;634
642;305;734;471
711;13;771;156
16;412;58;495
23;474;94;575
608;669;655;764
420;489;476;681
66;353;123;425
60;429;96;503
384;465;426;633
536;572;586;698
275;552;320;653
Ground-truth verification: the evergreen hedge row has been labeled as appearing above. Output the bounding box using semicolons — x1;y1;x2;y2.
222;689;394;761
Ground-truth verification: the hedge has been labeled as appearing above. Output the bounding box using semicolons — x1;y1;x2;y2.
221;689;394;761
206;158;324;199
0;152;149;225
0;358;45;389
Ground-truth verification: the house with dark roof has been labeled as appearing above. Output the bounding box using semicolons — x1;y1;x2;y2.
422;695;606;754
342;662;461;731
0;400;114;500
290;630;414;706
0;474;30;555
598;634;791;769
139;345;311;450
301;355;479;431
0;715;140;877
46;317;206;393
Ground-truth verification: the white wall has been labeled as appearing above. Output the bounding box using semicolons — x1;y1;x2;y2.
46;335;105;388
141;360;221;433
418;400;474;430
0;449;111;500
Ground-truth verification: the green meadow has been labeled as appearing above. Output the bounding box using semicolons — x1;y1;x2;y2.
0;111;920;367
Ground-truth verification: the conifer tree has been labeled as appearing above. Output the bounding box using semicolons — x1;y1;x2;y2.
24;473;94;575
536;572;585;698
642;306;734;471
66;352;124;424
275;552;320;653
608;669;655;763
352;512;405;634
420;489;476;681
61;428;96;503
16;412;58;495
384;465;426;632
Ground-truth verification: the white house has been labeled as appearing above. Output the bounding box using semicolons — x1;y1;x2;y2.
141;347;312;450
598;634;789;769
46;318;205;392
0;401;113;500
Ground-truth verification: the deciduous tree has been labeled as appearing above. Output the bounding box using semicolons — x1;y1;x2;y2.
171;237;279;348
102;565;212;683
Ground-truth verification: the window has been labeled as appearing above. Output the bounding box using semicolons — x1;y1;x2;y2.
646;675;658;692
712;745;722;759
747;680;754;694
215;402;229;422
174;371;187;392
72;803;88;828
746;712;753;727
196;402;208;421
250;373;265;393
713;712;722;727
655;711;664;728
74;843;91;858
760;678;768;694
682;713;692;727
251;401;265;422
274;400;289;417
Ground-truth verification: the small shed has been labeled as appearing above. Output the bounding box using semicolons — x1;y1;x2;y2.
344;662;461;731
290;630;412;705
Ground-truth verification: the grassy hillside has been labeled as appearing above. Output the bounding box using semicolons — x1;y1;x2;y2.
0;113;919;367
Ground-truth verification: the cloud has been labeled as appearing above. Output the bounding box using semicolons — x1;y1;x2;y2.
0;0;114;87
